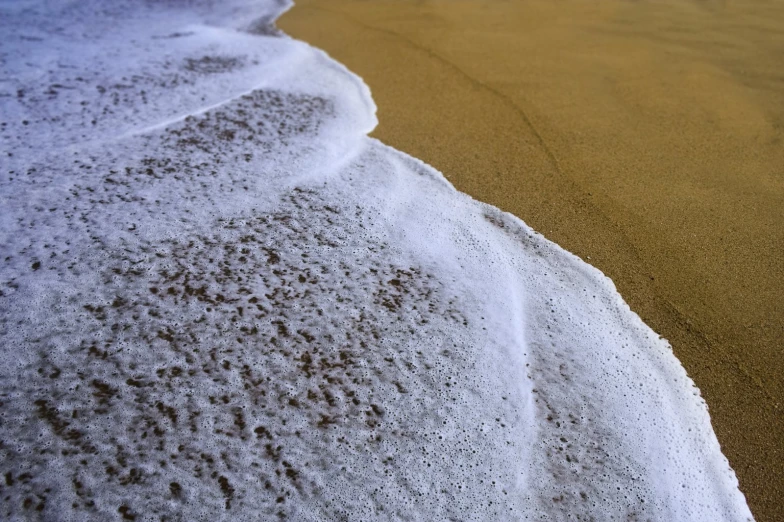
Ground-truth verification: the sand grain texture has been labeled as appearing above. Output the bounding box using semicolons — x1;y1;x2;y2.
280;1;784;520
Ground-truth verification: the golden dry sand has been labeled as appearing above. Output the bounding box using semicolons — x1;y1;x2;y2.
280;1;784;519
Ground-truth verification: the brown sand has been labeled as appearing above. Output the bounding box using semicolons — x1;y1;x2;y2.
279;1;784;519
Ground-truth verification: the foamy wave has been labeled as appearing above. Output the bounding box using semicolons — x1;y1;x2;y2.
0;0;752;520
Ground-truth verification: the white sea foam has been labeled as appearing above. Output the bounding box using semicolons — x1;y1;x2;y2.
0;0;753;520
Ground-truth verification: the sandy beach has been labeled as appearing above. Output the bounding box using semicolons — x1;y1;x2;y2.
280;1;784;520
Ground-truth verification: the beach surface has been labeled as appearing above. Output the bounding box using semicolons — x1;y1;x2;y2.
280;1;784;520
0;0;764;519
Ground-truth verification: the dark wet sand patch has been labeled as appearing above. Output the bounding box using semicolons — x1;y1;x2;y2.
280;1;784;520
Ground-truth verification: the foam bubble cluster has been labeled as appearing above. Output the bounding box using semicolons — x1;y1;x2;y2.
0;0;753;520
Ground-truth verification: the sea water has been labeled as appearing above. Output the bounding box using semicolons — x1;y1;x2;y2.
0;0;753;520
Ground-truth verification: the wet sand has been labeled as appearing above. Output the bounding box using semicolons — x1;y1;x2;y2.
279;1;784;520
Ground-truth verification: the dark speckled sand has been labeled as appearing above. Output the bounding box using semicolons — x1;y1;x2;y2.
280;1;784;520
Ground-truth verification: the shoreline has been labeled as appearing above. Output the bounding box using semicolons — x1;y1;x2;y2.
279;1;784;520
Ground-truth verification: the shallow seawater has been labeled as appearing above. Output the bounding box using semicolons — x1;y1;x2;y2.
0;0;753;520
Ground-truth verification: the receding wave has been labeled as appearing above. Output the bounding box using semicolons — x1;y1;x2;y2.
0;0;752;520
